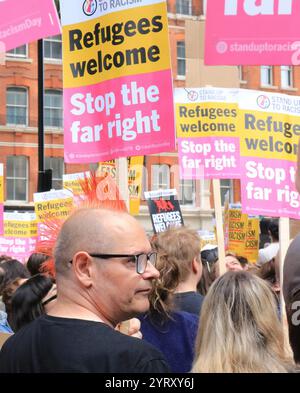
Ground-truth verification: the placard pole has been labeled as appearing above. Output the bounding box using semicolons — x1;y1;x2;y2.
212;179;226;275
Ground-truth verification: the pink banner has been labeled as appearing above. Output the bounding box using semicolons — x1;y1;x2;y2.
0;0;61;52
241;157;300;219
64;70;175;163
205;0;300;65
178;137;240;179
0;237;37;263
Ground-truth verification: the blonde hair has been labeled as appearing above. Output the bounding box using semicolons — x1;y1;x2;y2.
153;227;201;281
149;227;201;320
192;271;293;373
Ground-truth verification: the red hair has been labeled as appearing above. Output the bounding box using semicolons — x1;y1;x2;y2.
36;172;127;278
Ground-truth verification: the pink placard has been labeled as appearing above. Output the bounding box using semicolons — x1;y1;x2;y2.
178;137;240;179
205;0;300;65
0;0;61;52
0;204;3;235
240;157;300;219
64;70;175;163
0;236;37;263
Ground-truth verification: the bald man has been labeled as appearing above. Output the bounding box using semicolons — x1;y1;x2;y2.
0;208;170;373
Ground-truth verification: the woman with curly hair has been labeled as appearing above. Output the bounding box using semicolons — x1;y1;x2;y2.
139;227;201;373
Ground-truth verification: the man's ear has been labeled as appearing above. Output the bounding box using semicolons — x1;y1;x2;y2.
72;252;93;288
192;257;201;274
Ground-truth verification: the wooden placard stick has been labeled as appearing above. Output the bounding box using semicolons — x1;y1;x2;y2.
116;157;129;211
212;179;226;275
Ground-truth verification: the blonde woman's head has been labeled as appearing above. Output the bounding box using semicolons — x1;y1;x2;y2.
192;271;293;373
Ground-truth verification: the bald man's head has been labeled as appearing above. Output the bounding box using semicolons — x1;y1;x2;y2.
54;208;146;275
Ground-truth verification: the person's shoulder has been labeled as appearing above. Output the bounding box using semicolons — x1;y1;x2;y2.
167;311;199;343
0;311;13;334
258;242;279;264
193;291;204;302
172;310;199;324
177;291;204;300
270;242;279;250
0;329;16;356
88;320;164;357
110;329;171;373
174;291;204;314
0;315;41;349
112;326;160;351
1;317;171;373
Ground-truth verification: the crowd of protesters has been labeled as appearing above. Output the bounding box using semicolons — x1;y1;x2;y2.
0;209;298;373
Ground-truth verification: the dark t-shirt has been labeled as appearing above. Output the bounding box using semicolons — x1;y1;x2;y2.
139;311;199;373
0;315;170;373
173;291;204;316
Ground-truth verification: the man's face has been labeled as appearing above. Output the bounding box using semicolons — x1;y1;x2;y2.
92;218;159;324
225;255;243;272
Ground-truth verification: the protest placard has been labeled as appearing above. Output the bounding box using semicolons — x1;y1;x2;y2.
0;164;3;235
238;89;300;219
34;190;74;223
0;212;38;262
97;160;116;178
224;203;248;256
60;0;175;163
63;171;91;204
0;0;60;53
144;189;184;233
205;0;300;65
34;189;74;241
244;216;260;263
98;157;144;215
197;230;217;251
175;87;240;179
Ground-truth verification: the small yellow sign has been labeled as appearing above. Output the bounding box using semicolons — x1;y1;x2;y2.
98;157;144;215
34;198;73;223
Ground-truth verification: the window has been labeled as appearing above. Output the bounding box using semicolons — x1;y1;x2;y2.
45;157;64;189
44;35;62;60
176;0;192;15
220;179;233;206
177;41;186;77
7;44;27;58
6;156;28;201
6;87;28;126
281;66;293;88
261;66;273;86
179;179;195;205
45;90;63;128
152;165;170;190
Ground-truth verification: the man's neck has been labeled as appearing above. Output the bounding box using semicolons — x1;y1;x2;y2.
175;281;197;293
47;298;115;328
